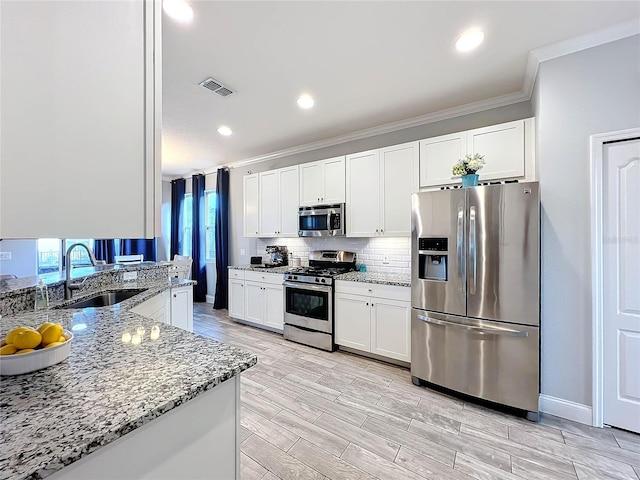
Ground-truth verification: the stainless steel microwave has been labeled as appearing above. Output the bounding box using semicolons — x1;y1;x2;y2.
298;204;345;237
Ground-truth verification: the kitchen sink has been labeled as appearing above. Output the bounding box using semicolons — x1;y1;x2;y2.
60;288;148;309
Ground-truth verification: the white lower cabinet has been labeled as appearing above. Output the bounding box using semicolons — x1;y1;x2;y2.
335;281;411;363
130;286;193;332
228;269;283;332
170;285;194;332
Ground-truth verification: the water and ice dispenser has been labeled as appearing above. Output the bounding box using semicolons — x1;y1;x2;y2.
418;238;448;281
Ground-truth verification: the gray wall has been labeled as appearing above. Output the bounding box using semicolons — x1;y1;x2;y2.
533;35;640;406
0;239;37;278
229;101;533;265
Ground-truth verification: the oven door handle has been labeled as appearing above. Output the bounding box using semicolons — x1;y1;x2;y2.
283;281;332;292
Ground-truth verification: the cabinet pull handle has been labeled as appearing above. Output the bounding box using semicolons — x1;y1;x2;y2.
371;304;374;307
366;302;369;306
375;229;378;233
380;229;384;233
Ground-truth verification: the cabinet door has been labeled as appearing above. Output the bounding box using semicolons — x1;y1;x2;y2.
322;156;346;204
380;142;418;237
228;278;245;319
419;133;467;188
467;120;525;181
243;174;260;237
263;284;284;331
244;281;265;324
279;165;300;237
335;293;371;352
299;161;324;207
371;298;410;362
171;286;193;333
0;0;160;239
346;150;380;237
259;171;280;237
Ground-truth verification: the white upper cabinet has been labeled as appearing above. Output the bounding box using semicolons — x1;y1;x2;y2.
346;142;417;237
380;142;419;237
346;150;381;236
419;118;535;188
243;174;259;237
0;0;161;238
259;165;299;237
419;133;467;188
299;156;346;206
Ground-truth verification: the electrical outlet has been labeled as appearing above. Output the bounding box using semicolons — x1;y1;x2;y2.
383;254;390;264
0;252;11;261
240;249;246;256
123;271;138;281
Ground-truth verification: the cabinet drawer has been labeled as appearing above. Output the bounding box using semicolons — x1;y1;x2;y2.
228;269;245;280
335;280;410;302
245;270;284;285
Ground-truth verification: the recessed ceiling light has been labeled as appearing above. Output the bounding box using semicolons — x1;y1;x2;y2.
217;125;232;136
163;0;194;23
455;28;485;52
297;94;315;109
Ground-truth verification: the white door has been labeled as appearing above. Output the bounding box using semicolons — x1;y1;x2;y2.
334;293;371;351
299;161;323;206
243;174;259;237
244;281;265;325
322;156;346;204
278;166;299;237
263;284;284;331
603;137;640;433
259;170;279;237
228;278;245;319
171;287;192;332
467;120;525;181
419;132;466;188
371;298;411;362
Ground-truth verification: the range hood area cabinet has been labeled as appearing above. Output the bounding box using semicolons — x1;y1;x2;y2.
259;165;300;237
299;156;346;206
419;118;535;188
346;141;419;237
0;0;162;239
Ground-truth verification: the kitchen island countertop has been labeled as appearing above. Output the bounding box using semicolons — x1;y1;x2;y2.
0;279;257;480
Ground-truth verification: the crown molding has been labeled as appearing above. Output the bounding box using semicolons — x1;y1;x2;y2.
214;90;528;172
523;19;640;98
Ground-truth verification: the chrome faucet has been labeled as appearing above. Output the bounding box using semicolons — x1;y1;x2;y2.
65;243;98;299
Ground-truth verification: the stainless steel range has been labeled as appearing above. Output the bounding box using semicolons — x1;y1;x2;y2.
283;250;356;351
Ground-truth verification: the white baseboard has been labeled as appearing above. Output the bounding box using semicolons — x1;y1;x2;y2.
539;394;593;425
205;295;215;304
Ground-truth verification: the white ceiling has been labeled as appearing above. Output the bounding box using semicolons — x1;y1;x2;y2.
162;1;640;176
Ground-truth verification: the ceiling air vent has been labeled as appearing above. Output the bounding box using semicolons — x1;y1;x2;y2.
199;77;235;97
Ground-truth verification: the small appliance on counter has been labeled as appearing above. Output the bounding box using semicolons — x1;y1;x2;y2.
264;245;288;267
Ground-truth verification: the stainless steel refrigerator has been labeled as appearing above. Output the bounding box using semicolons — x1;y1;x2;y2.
411;182;540;418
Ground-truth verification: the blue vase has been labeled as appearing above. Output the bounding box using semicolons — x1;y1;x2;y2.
461;174;479;188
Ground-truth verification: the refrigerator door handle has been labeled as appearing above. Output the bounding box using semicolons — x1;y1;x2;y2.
469;206;477;294
416;314;529;337
456;206;464;288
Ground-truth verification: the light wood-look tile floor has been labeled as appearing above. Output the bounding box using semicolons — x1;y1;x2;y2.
193;303;640;480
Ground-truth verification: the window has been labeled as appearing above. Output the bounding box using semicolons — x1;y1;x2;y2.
205;191;217;262
64;239;95;267
182;194;193;257
37;239;62;274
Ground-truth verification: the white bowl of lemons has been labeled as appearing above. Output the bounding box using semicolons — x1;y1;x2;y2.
0;323;74;376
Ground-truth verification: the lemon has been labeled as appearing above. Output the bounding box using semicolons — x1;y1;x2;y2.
44;341;63;349
15;348;35;354
37;322;55;334
58;335;67;343
0;344;18;355
13;330;42;350
41;324;63;346
6;326;36;345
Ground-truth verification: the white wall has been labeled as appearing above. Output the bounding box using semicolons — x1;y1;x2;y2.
158;181;172;262
0;239;38;278
533;35;640;407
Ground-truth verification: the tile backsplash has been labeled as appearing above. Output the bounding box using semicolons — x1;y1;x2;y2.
256;237;410;274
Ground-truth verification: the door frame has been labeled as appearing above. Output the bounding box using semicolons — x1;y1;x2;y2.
590;126;640;428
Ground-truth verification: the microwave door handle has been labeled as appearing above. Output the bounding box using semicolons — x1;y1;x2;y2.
456;206;464;289
283;281;332;292
469;206;477;295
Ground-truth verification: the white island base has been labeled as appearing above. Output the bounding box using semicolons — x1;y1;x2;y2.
49;376;241;480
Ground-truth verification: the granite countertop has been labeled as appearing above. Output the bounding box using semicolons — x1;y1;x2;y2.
335;271;411;287
0;279;257;480
228;264;291;274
